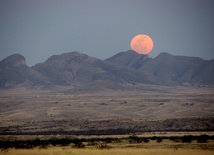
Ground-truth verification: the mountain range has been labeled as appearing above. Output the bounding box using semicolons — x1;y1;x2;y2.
1;50;214;88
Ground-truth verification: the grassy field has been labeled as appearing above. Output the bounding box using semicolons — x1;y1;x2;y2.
1;148;214;155
1;134;214;155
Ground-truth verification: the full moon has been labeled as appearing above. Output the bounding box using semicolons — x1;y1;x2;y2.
130;34;154;54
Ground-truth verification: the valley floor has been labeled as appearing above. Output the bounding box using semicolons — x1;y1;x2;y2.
0;84;214;133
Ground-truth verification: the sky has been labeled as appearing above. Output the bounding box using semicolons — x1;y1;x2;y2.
0;0;214;66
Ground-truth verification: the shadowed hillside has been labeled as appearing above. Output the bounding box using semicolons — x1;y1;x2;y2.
106;51;214;86
141;52;214;85
0;54;50;88
105;50;151;68
32;51;151;85
0;51;214;88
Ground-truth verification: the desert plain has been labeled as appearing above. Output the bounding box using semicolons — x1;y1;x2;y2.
0;83;214;154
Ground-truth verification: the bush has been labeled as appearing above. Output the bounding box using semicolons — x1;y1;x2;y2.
128;135;142;143
169;136;181;142
142;138;150;143
58;138;71;146
181;135;194;143
96;142;111;149
39;143;49;149
74;142;85;148
156;138;163;143
172;138;181;143
0;141;11;150
197;134;209;143
14;140;34;149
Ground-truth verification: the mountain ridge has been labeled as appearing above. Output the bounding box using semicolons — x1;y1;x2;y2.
32;51;151;85
0;54;50;88
105;50;151;68
0;51;214;88
106;51;214;86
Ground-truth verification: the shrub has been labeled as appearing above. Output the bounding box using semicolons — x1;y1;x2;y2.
128;135;142;143
142;138;150;143
96;142;111;149
0;140;11;150
74;142;85;148
196;134;209;143
169;136;181;143
181;135;194;143
58;138;71;146
14;140;34;149
156;137;163;143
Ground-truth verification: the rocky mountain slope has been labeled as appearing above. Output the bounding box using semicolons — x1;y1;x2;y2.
0;51;214;88
105;50;151;68
1;52;214;133
32;52;150;85
106;51;214;86
0;54;49;88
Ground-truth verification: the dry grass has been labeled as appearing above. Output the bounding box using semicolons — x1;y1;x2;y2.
1;148;214;155
1;139;214;155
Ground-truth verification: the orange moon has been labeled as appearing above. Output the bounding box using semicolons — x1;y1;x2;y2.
130;34;154;54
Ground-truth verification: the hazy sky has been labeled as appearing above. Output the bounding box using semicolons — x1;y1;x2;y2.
1;0;214;66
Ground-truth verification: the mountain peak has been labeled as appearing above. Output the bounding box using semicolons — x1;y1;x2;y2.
45;51;91;64
0;54;50;88
156;52;204;61
157;52;172;57
105;50;150;68
0;54;26;68
1;51;214;88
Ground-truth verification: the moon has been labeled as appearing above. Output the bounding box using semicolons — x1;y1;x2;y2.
130;34;154;54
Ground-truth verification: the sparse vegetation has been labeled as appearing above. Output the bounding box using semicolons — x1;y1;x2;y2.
1;134;214;152
181;135;194;143
156;137;163;143
95;141;111;149
1;85;214;134
0;82;214;155
196;134;209;143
